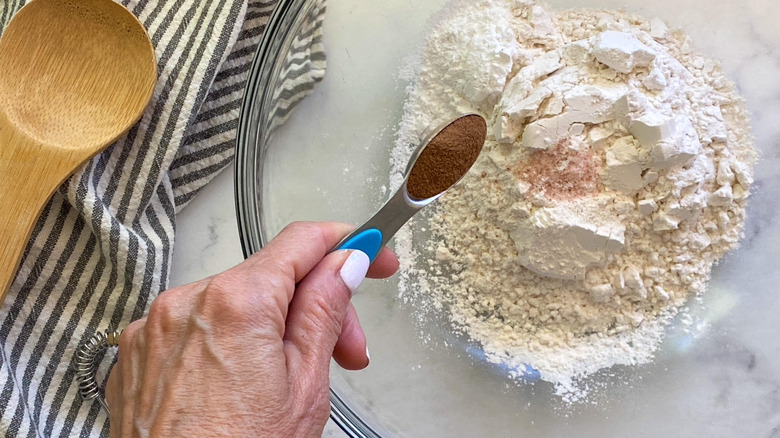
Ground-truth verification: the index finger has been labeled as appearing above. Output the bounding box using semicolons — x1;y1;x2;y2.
366;246;399;279
244;221;399;281
245;221;354;283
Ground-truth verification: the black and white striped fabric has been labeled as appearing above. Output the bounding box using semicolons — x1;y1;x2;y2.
0;0;325;435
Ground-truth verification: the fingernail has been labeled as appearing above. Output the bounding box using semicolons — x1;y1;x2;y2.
340;250;370;295
365;346;371;364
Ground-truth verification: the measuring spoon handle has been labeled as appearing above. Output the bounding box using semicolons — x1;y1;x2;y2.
332;187;426;261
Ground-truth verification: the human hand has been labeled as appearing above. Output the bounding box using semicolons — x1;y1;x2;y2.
105;221;399;437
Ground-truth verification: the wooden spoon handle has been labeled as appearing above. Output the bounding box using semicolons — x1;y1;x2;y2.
0;128;75;302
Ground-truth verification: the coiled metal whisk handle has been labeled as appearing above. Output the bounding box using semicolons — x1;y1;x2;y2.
75;329;122;414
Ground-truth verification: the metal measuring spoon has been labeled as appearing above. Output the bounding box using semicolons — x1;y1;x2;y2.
334;114;487;260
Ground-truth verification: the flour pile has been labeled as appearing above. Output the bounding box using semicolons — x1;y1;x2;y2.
390;0;756;401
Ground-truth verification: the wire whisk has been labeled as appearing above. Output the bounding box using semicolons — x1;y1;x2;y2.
75;329;122;414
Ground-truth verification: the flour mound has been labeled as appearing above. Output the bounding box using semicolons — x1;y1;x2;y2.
391;0;756;402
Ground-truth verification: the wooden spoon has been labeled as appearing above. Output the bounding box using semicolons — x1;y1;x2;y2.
0;0;156;303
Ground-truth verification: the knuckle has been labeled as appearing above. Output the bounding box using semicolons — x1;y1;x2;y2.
247;276;290;326
145;293;182;331
302;292;343;337
198;274;249;319
198;273;285;326
260;261;294;293
116;333;132;354
117;320;143;353
279;221;329;246
129;326;147;351
189;262;297;332
279;221;313;236
146;294;171;318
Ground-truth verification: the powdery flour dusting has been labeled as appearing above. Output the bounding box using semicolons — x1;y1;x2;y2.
390;0;756;401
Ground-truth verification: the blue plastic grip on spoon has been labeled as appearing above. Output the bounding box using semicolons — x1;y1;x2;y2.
336;228;383;261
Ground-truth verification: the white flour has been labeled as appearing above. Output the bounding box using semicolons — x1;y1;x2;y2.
391;0;756;402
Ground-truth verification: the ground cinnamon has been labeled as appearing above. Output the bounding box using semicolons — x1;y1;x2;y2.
406;114;487;200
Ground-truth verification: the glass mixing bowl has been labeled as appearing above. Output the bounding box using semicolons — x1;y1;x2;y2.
235;0;780;436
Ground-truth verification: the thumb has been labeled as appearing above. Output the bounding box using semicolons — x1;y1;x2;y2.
283;250;370;385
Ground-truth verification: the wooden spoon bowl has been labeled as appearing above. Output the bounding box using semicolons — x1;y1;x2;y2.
0;0;156;303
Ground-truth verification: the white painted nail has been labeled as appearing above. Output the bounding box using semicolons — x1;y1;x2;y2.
339;250;370;295
365;346;371;363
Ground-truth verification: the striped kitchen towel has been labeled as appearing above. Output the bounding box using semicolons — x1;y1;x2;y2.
0;0;326;436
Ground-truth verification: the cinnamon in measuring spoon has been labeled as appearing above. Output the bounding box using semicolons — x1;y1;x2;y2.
406;114;487;200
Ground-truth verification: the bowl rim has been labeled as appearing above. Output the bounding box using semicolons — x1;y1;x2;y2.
234;0;381;436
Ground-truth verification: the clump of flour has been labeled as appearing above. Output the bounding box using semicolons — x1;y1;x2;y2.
391;0;756;402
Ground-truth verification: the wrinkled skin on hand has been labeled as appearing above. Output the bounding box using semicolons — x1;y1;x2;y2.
105;222;399;437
